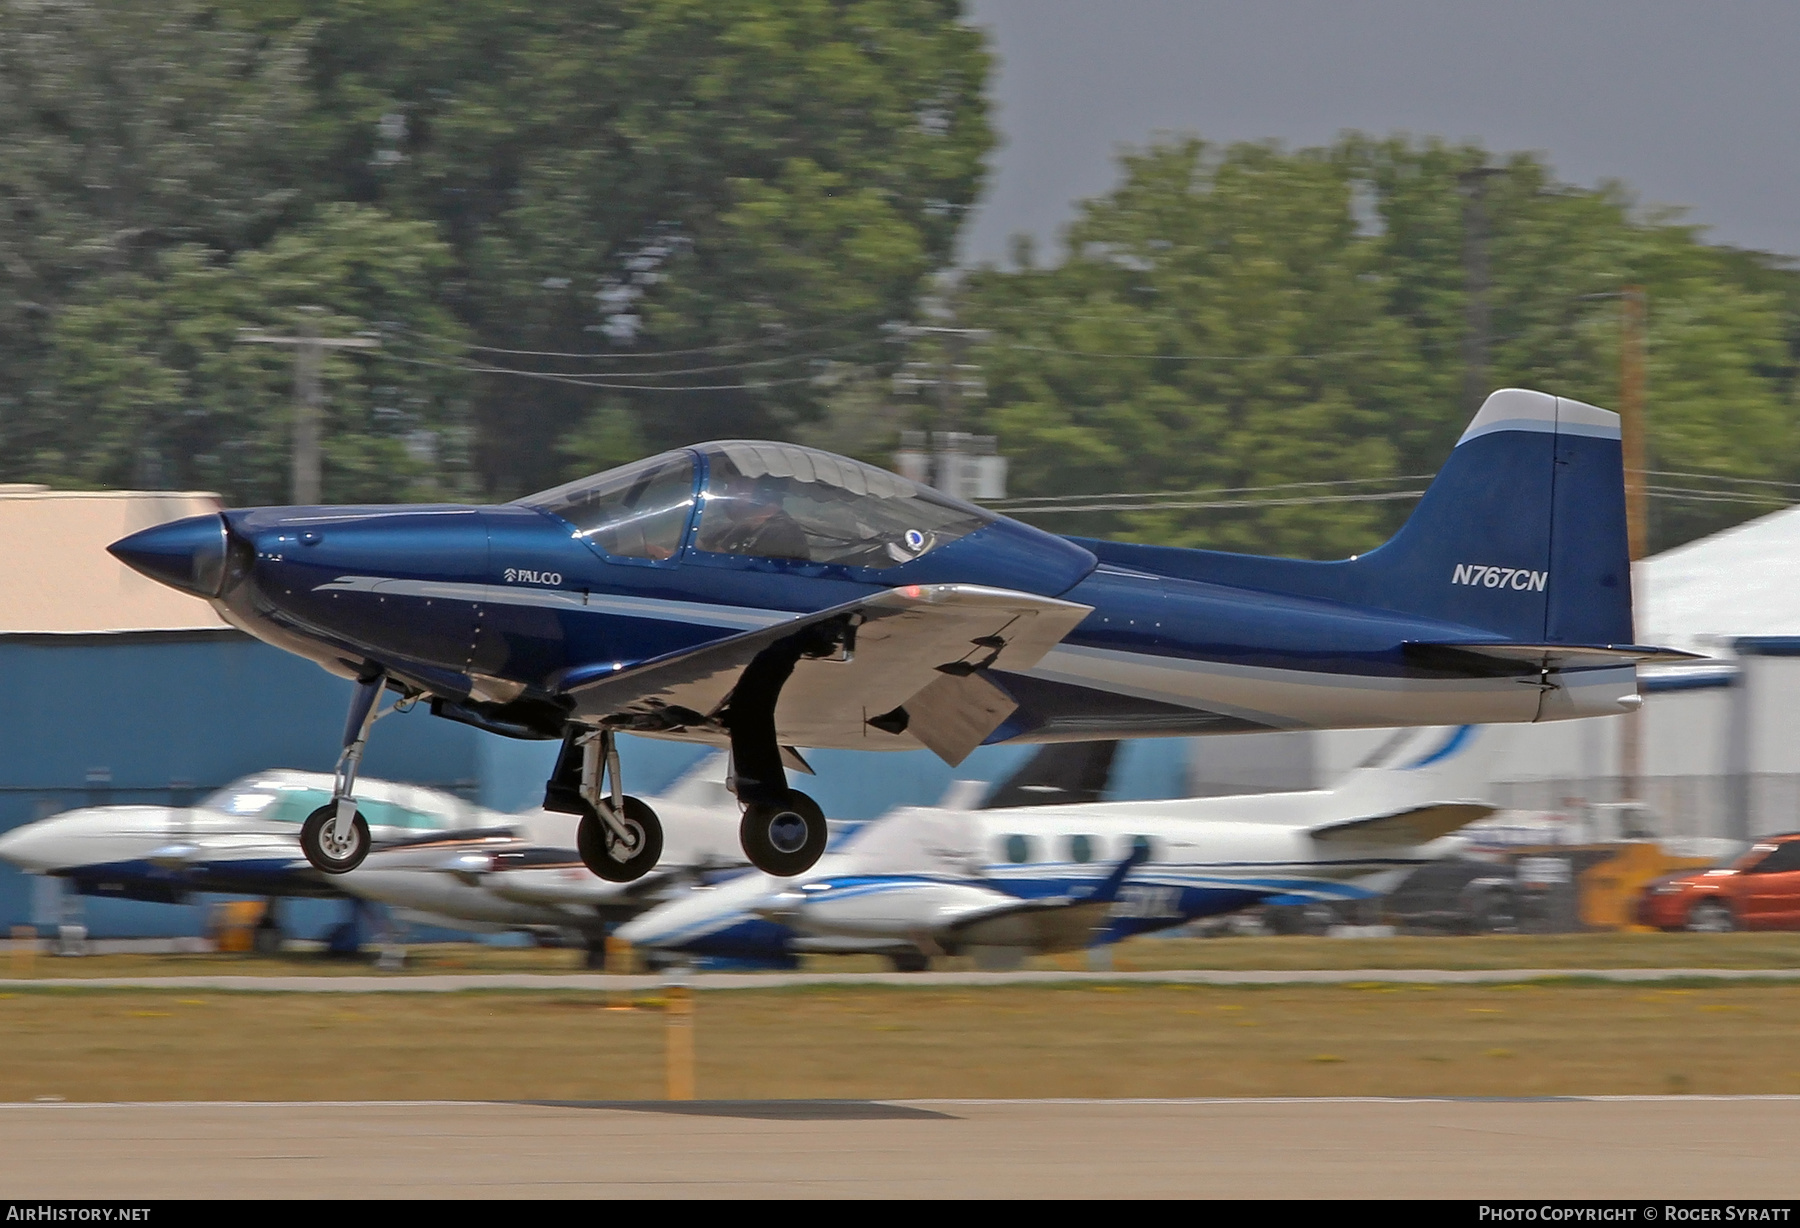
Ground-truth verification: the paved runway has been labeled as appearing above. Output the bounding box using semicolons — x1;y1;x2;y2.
2;1097;1795;1198
3;967;1799;991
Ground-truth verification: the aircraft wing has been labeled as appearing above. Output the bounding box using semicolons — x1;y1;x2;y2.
1309;801;1495;848
561;584;1093;765
944;846;1149;951
145;838;301;865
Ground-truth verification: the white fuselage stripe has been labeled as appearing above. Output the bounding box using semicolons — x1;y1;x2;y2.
313;576;796;631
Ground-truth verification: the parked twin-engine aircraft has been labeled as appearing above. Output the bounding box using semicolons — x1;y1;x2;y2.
110;388;1684;883
0;770;495;949
618;724;1496;970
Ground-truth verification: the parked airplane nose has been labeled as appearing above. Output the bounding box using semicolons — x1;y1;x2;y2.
0;822;61;873
108;513;231;598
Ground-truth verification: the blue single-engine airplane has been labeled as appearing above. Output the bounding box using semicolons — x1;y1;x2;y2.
110;388;1687;882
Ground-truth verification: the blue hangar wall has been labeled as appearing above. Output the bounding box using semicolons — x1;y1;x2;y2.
0;629;1199;937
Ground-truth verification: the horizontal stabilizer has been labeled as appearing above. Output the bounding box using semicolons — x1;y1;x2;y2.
1310;801;1495;847
1405;642;1703;674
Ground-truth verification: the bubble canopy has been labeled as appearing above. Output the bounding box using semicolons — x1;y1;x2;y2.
518;441;994;569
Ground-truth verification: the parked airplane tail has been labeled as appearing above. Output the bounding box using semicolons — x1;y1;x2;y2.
1071;389;1636;647
1327;724;1496;815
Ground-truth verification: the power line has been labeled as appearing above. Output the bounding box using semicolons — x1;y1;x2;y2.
986;473;1433;509
988;483;1793;518
378;351;832;393
1645;485;1791;507
994;489;1427;516
409;333;891;378
405;323;847;361
1641;469;1800;491
1001;342;1383;363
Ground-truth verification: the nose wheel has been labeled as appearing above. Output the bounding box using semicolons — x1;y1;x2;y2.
740;790;828;877
302;668;397;874
577;796;665;883
301;803;371;873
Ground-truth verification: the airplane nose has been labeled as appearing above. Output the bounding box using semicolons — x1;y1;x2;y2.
0;823;59;873
108;513;231;598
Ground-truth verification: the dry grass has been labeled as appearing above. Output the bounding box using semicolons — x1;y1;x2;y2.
10;931;1800;980
1064;932;1800;972
2;982;1798;1103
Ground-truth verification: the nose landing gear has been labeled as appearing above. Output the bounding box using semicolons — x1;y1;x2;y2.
300;669;393;874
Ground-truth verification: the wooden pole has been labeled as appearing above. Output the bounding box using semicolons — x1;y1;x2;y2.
664;982;695;1101
10;925;37;978
1620;286;1649;829
604;934;634;1010
1620;287;1649;567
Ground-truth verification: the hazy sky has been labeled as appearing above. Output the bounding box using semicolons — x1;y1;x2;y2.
962;1;1800;264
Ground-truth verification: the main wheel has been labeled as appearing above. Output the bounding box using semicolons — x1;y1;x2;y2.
578;796;664;883
1686;898;1736;933
301;804;371;873
740;789;828;877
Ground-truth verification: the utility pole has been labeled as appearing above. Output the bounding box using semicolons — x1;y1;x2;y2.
892;314;1001;500
1619;286;1650;833
1459;166;1506;417
240;309;380;504
1620;287;1649;565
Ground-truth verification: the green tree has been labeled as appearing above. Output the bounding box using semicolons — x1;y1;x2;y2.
958;139;1427;558
38;205;474;505
955;135;1800;557
221;0;994;497
0;0;317;466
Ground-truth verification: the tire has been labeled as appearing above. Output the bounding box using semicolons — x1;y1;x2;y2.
577;796;664;883
300;804;371;874
887;951;931;973
1686;898;1736;933
740;789;829;877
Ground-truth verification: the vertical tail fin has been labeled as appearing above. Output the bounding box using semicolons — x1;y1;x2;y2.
1351;388;1632;643
1070;388;1636;646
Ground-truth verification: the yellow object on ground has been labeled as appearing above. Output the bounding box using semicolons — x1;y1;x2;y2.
1579;843;1716;931
207;902;267;954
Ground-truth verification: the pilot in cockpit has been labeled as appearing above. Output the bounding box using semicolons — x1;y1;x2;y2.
698;470;812;561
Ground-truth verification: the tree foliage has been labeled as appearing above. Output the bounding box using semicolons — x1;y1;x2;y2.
949;136;1800;556
223;0;993;494
2;0;992;500
4;6;1795;558
38;204;473;504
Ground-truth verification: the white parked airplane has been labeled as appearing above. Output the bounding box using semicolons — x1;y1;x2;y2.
0;770;495;906
616;725;1496;970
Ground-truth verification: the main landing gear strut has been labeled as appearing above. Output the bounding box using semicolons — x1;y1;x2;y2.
300;668;394;874
551;728;665;883
725;637;829;879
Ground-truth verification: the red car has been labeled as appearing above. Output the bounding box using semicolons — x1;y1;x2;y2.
1638;833;1800;931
